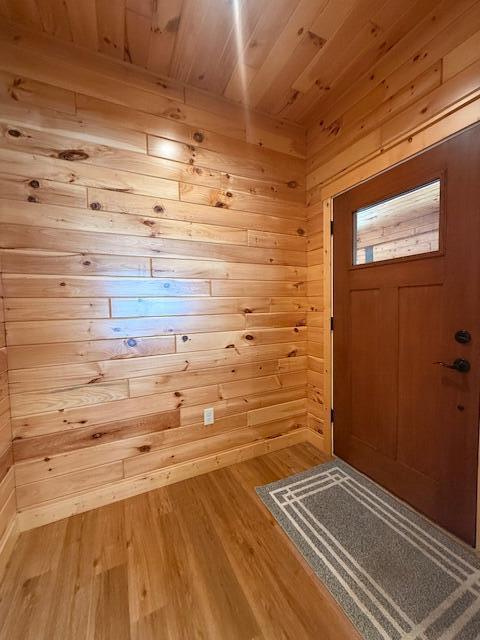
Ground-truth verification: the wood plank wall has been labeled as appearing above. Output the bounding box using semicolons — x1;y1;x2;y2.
305;0;480;437
0;275;15;551
306;202;326;440
2;2;478;531
0;23;310;529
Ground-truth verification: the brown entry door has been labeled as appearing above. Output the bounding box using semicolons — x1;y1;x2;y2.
333;125;480;546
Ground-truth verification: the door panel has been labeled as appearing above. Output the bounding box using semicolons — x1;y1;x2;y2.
397;284;444;480
333;124;480;546
350;287;397;458
350;288;381;449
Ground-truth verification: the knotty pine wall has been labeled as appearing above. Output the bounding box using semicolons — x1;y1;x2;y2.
0;276;15;552
306;0;480;199
0;23;311;530
306;0;480;438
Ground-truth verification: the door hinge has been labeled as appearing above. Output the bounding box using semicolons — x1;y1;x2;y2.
330;316;334;331
330;408;335;423
330;219;334;235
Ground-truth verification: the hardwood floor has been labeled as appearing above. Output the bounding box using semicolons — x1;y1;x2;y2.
0;443;359;639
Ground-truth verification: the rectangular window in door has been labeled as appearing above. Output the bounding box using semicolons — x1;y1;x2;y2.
353;179;441;265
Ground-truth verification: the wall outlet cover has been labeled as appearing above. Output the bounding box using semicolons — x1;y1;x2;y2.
203;407;214;425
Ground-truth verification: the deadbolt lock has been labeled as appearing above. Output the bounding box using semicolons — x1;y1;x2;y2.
455;330;471;344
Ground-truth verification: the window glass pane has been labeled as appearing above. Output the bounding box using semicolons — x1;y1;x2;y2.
353;180;441;265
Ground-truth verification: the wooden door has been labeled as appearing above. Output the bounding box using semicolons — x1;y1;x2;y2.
333;125;480;546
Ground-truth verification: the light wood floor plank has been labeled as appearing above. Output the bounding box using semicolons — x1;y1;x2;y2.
0;444;359;639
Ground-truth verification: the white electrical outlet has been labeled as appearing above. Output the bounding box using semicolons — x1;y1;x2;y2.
203;407;214;426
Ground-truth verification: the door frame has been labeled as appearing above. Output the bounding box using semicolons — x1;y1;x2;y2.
318;121;480;549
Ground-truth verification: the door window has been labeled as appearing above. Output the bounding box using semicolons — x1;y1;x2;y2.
353;180;441;265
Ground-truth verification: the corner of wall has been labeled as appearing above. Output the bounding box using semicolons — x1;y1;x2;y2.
306;198;330;455
0;269;17;579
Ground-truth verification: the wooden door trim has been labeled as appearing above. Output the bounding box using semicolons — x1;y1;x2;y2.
322;198;333;457
320;123;480;551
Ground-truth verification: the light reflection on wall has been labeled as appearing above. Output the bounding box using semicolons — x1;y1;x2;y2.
232;0;251;130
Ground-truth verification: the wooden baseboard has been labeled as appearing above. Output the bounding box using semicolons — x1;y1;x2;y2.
18;428;311;532
0;516;18;581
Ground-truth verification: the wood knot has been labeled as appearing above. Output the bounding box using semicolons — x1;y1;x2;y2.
138;445;151;453
83;260;91;266
309;32;326;48
29;179;40;188
225;191;233;198
7;129;21;137
243;308;252;314
166;15;181;32
297;228;305;236
174;391;182;397
214;201;227;208
27;195;37;203
193;131;204;143
90;201;101;210
88;373;103;384
244;334;254;341
181;335;188;342
287;181;298;189
59;281;66;287
92;432;102;439
143;219;156;227
58;149;89;161
126;338;137;347
153;205;164;213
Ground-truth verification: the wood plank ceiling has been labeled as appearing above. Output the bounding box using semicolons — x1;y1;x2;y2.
0;0;441;125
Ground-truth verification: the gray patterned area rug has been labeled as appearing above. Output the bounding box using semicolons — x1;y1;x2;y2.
256;459;480;640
